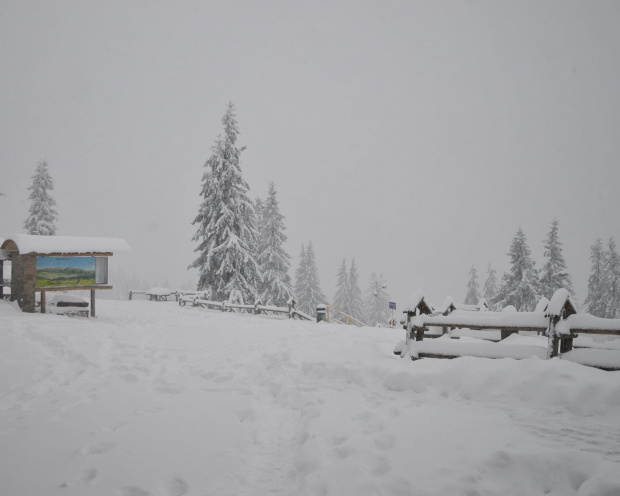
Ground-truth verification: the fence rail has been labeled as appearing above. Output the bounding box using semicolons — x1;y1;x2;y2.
397;288;620;365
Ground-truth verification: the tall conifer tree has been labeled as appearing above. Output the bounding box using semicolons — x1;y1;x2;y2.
584;239;607;317
348;258;366;324
256;183;294;306
483;263;498;303
464;265;480;305
24;160;58;235
189;102;260;302
493;227;542;311
333;258;350;315
602;238;620;318
540;219;574;299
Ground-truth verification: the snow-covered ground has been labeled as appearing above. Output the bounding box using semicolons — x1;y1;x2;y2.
1;300;620;496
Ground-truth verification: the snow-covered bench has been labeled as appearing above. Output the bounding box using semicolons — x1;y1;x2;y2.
47;292;89;317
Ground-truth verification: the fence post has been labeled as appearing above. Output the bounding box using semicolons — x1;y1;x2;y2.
128;290;132;301
546;317;559;359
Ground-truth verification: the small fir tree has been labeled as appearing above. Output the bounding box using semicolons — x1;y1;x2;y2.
584;239;607;317
540;219;574;299
24;160;58;235
256;183;294;306
464;265;480;305
483;263;498;303
602;238;620;318
493;227;542;311
364;272;390;327
189;102;261;302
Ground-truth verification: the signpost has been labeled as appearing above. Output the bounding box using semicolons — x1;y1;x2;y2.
389;301;396;328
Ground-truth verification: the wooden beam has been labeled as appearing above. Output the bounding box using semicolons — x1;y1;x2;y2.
40;291;46;313
33;252;114;257
34;285;112;292
90;289;96;318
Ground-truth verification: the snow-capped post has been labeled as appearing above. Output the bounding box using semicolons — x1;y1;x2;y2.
254;298;263;315
288;297;297;319
316;303;327;322
394;290;433;358
544;288;578;359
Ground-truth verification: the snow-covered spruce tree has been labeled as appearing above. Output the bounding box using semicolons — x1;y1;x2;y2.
333;258;350;316
483;263;498;303
493;227;542;311
294;243;308;308
348;258;366;324
24;160;58;235
302;241;328;315
256;182;294;306
464;265;480;305
602;238;620;319
540;219;574;299
364;272;390;327
584;239;607;317
189;102;261;302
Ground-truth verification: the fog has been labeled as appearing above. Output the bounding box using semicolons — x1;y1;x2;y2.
1;1;619;309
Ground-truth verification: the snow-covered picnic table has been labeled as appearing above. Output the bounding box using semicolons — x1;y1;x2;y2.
146;288;172;301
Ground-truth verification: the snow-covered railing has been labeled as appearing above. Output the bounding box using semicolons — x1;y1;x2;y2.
179;295;314;321
395;288;620;363
326;306;368;327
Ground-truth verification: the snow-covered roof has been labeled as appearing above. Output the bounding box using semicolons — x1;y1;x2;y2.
545;288;577;318
1;234;130;255
436;296;456;314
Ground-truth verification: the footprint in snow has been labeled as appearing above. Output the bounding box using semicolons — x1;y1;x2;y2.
117;486;150;496
157;477;189;496
81;441;115;455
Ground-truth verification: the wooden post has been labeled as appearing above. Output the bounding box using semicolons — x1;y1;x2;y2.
90;289;96;318
40;291;46;313
546;317;559;359
128;290;132;301
0;261;3;300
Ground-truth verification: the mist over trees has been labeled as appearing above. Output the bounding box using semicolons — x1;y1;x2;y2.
364;273;390;326
294;242;327;315
464;266;480;305
24;160;57;236
332;258;366;324
189;102;261;302
483;263;498;303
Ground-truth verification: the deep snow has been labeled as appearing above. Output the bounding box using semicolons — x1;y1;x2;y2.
1;300;620;496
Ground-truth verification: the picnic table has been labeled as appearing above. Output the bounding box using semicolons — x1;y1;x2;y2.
146;287;172;301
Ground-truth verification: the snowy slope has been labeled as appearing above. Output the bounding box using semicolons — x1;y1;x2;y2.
1;300;620;496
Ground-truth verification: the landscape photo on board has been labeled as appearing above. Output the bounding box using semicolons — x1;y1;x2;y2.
35;256;96;287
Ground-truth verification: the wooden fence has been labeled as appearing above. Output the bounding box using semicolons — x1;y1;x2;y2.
395;288;620;367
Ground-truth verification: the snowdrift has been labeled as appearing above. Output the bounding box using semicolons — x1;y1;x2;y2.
1;300;619;495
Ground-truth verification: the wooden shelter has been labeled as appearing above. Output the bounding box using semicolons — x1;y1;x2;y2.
0;234;130;316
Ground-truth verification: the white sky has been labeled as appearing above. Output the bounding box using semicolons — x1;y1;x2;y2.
1;1;619;309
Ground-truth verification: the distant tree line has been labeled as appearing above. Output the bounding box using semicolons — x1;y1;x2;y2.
465;220;620;317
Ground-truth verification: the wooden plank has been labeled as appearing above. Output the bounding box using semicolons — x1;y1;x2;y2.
570;328;620;335
35;285;113;292
34;252;113;257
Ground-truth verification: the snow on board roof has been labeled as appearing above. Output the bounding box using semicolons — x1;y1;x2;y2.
404;290;434;313
1;234;130;255
545;288;578;318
